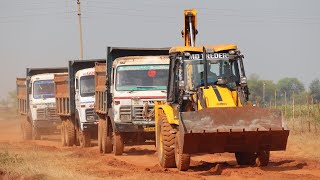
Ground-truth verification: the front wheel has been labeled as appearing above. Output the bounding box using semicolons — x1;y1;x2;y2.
235;152;256;166
79;130;91;147
65;119;75;146
256;151;270;166
101;119;112;153
60;121;66;146
113;132;124;156
156;114;176;168
22;118;32;140
175;131;190;171
32;127;41;140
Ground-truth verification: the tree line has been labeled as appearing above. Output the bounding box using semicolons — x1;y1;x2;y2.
248;73;320;106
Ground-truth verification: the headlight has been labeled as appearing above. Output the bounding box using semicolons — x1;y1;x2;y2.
240;77;247;84
87;116;95;121
120;115;131;122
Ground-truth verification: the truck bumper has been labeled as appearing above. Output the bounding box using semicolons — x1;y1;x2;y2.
114;122;155;133
33;120;61;129
82;122;98;132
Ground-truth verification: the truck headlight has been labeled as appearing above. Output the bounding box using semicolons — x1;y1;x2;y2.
87;116;95;121
120;115;131;121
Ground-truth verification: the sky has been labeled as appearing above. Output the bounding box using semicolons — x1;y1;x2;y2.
0;0;320;98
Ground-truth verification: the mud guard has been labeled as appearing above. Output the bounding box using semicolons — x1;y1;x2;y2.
178;107;290;154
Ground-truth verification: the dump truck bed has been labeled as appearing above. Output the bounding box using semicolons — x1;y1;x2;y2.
54;73;70;116
16;78;27;115
95;63;106;114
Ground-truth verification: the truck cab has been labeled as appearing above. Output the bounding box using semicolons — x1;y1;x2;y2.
19;67;67;140
29;73;60;139
111;56;169;129
75;68;97;143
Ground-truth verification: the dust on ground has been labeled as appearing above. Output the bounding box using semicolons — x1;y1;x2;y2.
0;108;319;180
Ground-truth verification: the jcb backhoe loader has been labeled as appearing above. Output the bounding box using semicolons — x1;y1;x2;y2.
154;9;289;171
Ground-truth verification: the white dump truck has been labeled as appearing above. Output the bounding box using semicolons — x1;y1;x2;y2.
54;59;105;147
17;67;67;140
95;47;170;155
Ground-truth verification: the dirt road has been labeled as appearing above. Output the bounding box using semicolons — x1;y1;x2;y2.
0;112;320;180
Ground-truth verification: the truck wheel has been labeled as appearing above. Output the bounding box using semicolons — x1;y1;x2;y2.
235;152;256;166
256;151;270;166
65;119;75;146
175;131;190;171
79;131;91;147
157;114;176;168
101;119;112;153
113;132;124;156
98;119;102;152
22;119;32;140
32;127;41;140
61;121;66;146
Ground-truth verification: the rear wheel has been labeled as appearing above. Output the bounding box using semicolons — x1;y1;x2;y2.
65;119;75;146
157;114;176;168
98;119;102;152
113;132;124;156
175;131;190;171
235;152;256;166
256;151;270;166
60;121;66;146
79;131;91;147
22;118;32;140
101;119;112;153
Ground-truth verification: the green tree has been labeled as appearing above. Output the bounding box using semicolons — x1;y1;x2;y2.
309;78;320;101
247;74;276;104
277;77;305;95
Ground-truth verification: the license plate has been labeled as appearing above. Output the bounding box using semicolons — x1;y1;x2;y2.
144;127;155;132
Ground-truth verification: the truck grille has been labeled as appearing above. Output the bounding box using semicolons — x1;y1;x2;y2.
37;107;59;120
85;108;97;122
119;101;155;122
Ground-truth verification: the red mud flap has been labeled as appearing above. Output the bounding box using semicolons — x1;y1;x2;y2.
179;107;290;154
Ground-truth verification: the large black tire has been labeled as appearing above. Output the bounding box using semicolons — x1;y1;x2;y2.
175;132;190;171
32;126;41;140
256;151;270;166
22;119;32;140
113;132;124;156
101;119;112;153
157;114;176;168
65;119;75;146
79;130;91;147
98;119;102;153
235;152;257;166
60;121;66;146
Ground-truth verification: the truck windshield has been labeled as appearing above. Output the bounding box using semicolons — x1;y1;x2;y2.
80;75;95;97
33;80;55;99
116;65;169;91
185;59;240;90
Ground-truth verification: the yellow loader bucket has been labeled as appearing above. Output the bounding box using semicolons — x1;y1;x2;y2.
179;107;289;154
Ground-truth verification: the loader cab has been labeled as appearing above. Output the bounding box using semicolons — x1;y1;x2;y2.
167;44;249;106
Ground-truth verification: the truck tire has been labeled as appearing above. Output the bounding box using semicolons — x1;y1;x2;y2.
101;119;112;153
65;119;75;146
32;127;41;140
61;121;66;146
113;132;124;156
98;119;102;152
157;114;176;168
22;119;32;140
256;151;270;166
79;131;91;147
175;131;190;171
235;152;256;166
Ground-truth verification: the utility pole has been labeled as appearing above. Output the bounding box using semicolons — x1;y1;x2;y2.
262;82;266;103
77;0;84;60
